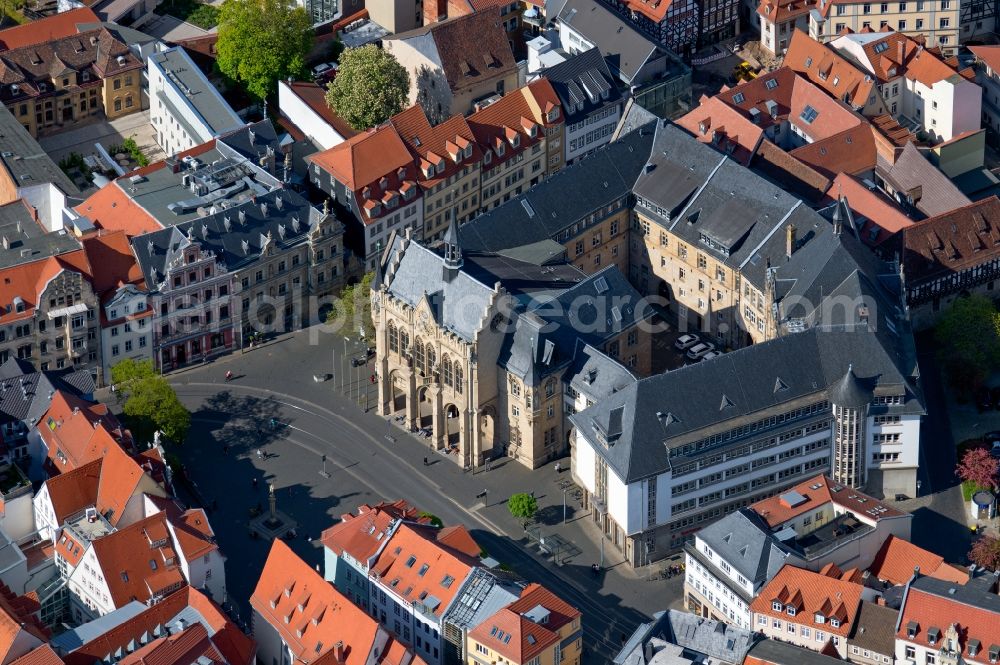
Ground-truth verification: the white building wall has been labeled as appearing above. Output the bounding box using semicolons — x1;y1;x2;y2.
0;492;34;541
19;183;69;233
683;552;754;628
565;105;621;163
32;485;57;542
278;81;348;151
69;545;114;621
102;290;153;384
251;608;288;665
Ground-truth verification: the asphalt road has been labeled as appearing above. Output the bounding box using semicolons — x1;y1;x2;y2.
165;328;680;663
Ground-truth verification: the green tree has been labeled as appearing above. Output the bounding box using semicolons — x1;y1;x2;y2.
326;272;376;341
110;359;191;444
935;294;1000;396
508;492;538;529
216;0;312;101
970;534;1000;571
325;45;409;130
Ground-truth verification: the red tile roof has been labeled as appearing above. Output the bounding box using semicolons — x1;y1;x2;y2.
841;31;960;86
0;582;48;664
751;564;864;638
117;622;224;665
0;252;92;325
470;582;581;662
467;78;559;167
389;106;482;188
40;390;122;473
369;523;478;617
823;172;914;246
969;45;1000;74
751;474;904;527
81;230;145;295
63;587;254;665
676;95;765;165
893;196;1000;284
251;540;421;665
784;30;876;110
74;182;162;236
321;501;427;562
169;508;218;561
789;123;877;177
758;0;819;24
0;8;100;51
8;645;62;665
869;535;968;586
896;585;1000;653
45;457;101;525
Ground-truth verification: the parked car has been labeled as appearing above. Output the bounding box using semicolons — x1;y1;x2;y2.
351;356;367;367
311;62;338;82
674;334;700;351
686;342;715;360
700;350;720;362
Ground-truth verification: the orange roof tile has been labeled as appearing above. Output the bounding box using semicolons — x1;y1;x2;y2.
758;0;819;24
751;564;864;637
169;509;218;561
896;584;1000;652
751;474;904;527
0;252;91;325
45;458;102;524
74;182;162;236
308;125;413;193
117;623;224;665
869;535;969;586
789;123;877;177
81;230;145;295
676;96;765;165
389;106;482;188
251;540;391;665
40;390;127;473
969;45;1000;74
467;79;559;168
370;523;477;618
895;196;1000;283
64;587;254;665
8;645;62;665
844;31;959;85
0;7;99;51
469;583;579;664
823;173;914;246
784;30;876;110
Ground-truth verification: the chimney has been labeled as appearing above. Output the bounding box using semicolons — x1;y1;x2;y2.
332;641;345;662
896;39;904;65
786;224;797;259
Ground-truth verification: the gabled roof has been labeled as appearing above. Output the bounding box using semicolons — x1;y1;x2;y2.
0;7;99;50
44;458;102;525
368;523;478;618
0;251;92;325
81;230;146;296
696;508;793;587
758;0;819;24
251;540;411;665
60;587;254;665
74;181;164;237
540;48;622;123
822;173;914;246
846;601;897;653
896;575;1000;654
970;45;1000;73
751;564;864;637
878;142;971;218
321;500;428;563
868;535;969;586
40;390;127;473
834;30;962;86
784;29;875;110
116;623;224;665
306;124;414;194
676;95;764;165
388;11;517;92
556;0;664;84
891;195;1000;284
8;645;62;665
389;105;481;188
0;582;47;665
468;584;579;663
746;639;847;665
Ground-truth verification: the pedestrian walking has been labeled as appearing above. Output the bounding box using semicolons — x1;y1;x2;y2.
486;460;492;471
256;448;263;460
423;457;428;466
370;373;376;384
252;477;258;489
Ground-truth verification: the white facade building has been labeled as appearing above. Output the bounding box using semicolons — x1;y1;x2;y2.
277;80;351;151
100;284;153;385
148;47;245;157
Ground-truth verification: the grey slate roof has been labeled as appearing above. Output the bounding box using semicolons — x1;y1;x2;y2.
458;125;655;253
557;0;663;84
910;571;1000;613
0;201;81;269
694;508;794;588
383;236;496;342
847;601;898;654
0;104;80;197
568;341;637;400
0;358;95;426
829;366;872;408
877;143;970;218
613;100;659;141
539;48;622;124
131;188;329;288
615;610;760;665
217;119;283;163
570;325;921;483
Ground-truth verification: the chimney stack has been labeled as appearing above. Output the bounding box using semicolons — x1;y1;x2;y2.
897;39;904;65
332;641;345;662
786;224;797;259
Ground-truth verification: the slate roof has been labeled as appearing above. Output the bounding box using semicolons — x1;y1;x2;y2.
149;47;244;139
539;48;622;124
847;601;899;654
694;508;793;589
615;610;759;665
0;104;79;196
557;0;664;84
745;637;848;665
0;358;94;427
458;124;654;254
131;188;333;289
570;325;920;483
567;341;636;400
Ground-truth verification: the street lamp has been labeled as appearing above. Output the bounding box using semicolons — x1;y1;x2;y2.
562;488;567;525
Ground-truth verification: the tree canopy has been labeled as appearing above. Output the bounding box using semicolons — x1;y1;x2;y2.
970;534;1000;571
935;294;1000;395
325;45;409;130
216;0;312;101
957;447;1000;492
111;359;191;445
326;271;376;340
508;492;538;528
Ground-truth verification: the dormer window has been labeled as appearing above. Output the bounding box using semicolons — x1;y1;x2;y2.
423;164;434;178
496;143;505;157
511;134;520;148
786;606;796;617
830;618;840;628
699;122;708;135
815;613;825;624
463;145;472;158
772;601;782;611
546;107;559;122
484;151;492;165
370;203;382;217
528;124;538;138
906;621;918;639
379;176;389;190
436;158;445;171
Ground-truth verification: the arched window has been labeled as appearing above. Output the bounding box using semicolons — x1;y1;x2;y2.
427;347;436;373
400;330;410;356
442;354;453;386
454;361;464;394
388;321;398;353
414;338;425;373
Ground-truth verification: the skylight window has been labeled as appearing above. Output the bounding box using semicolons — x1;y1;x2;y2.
405;555;417;567
800;105;819;123
733;92;745;104
804;56;813;67
765;78;778;90
874;41;889;53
